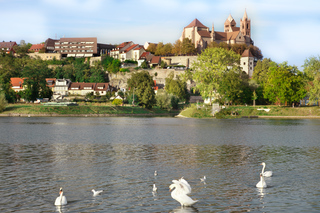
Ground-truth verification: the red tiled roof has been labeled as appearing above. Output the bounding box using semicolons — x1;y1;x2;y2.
150;56;161;64
29;44;45;52
227;31;240;40
10;77;24;89
122;44;139;53
139;52;150;59
198;30;211;37
0;41;17;53
46;78;56;87
95;83;109;91
134;46;144;50
242;49;254;57
215;32;228;41
185;19;208;29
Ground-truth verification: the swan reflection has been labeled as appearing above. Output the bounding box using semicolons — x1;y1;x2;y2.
257;187;265;198
170;206;199;213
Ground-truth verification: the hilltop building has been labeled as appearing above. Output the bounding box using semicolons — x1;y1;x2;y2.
0;41;17;54
54;37;114;57
110;41;146;62
180;10;253;52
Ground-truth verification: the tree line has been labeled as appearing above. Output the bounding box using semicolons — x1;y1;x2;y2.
1;43;320;112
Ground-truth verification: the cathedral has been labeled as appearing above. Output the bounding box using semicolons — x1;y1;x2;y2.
180;10;253;52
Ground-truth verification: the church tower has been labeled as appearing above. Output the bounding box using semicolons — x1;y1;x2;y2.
240;9;251;37
224;14;236;33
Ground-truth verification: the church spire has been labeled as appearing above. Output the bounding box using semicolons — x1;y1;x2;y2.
243;9;248;21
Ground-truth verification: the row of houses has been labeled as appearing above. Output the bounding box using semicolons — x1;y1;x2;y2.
10;77;111;98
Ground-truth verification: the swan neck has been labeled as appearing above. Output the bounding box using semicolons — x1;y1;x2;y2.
60;191;63;203
261;164;266;173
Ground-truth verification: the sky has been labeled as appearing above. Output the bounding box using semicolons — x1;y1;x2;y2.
1;0;320;69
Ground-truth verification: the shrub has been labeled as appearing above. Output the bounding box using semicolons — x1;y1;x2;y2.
112;98;123;106
155;89;179;110
214;108;232;119
120;68;130;72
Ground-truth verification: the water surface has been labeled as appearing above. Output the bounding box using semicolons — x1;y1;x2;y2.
0;117;319;212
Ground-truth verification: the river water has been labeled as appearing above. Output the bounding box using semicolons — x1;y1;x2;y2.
0;117;319;212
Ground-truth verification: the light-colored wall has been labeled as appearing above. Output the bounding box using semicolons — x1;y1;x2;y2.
28;53;61;60
240;56;254;78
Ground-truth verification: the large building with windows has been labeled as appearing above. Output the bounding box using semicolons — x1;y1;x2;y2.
54;37;114;57
180;10;253;52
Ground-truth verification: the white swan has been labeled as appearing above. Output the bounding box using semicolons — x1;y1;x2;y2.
153;184;157;192
154;170;157;176
92;189;103;196
169;178;198;207
256;174;267;188
54;188;67;206
261;162;273;177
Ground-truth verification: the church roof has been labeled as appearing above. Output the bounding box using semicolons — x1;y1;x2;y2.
198;30;211;37
185;19;208;29
227;31;240;40
214;32;227;41
241;49;254;57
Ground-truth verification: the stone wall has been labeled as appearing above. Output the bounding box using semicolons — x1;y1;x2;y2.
108;68;196;91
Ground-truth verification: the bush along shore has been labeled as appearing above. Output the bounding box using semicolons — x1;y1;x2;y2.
0;104;180;117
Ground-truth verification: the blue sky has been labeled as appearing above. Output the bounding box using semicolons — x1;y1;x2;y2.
1;0;319;69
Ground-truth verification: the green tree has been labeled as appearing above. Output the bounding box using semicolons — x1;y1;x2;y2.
165;72;189;102
264;62;306;105
141;60;149;69
303;56;320;103
146;43;157;54
0;92;8;112
127;71;155;109
163;43;173;56
21;58;53;101
252;58;274;85
89;62;107;83
172;40;182;56
181;38;197;55
192;47;241;105
156;89;179;110
155;42;165;56
217;70;243;105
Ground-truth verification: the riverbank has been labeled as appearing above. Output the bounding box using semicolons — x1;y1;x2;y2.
215;105;320;119
0;104;180;117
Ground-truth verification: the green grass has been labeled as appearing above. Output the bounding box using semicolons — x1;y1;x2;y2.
180;104;214;118
215;105;320;118
1;104;179;116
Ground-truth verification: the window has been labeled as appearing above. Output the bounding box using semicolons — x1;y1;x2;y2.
243;62;246;65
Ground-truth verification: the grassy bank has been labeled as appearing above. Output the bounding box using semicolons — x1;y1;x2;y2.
178;104;320;119
179;104;214;118
0;103;180;117
216;105;320;119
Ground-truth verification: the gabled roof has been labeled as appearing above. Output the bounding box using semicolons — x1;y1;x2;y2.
46;78;56;87
227;31;240;40
241;49;254;57
95;83;109;91
121;44;139;53
29;44;45;52
70;82;97;90
198;30;211;37
139;52;151;59
215;32;228;41
185;19;208;29
150;56;161;64
134;46;144;50
11;77;24;88
0;41;17;52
